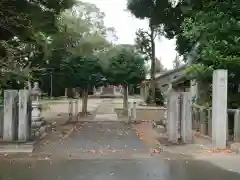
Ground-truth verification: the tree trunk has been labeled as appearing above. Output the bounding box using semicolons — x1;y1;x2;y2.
123;85;129;116
81;87;88;116
149;24;156;105
27;81;32;90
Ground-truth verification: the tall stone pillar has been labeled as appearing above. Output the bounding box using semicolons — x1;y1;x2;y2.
234;110;240;142
181;92;193;143
167;91;180;143
3;90;18;141
212;70;228;148
18;90;31;141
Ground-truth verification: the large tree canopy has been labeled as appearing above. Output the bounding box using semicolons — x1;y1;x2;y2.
0;0;76;89
127;0;240;107
104;44;145;86
0;0;76;40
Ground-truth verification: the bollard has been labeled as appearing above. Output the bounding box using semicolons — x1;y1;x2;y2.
128;101;133;121
68;101;73;121
132;101;137;120
75;100;78;120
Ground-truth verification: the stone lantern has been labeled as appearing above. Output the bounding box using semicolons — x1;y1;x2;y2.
31;82;44;133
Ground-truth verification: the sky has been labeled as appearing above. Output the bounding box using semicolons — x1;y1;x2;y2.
81;0;177;69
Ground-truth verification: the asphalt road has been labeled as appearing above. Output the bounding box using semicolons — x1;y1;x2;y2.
0;122;239;180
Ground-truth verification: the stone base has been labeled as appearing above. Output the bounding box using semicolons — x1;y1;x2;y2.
155;125;166;133
32;120;45;128
0;126;49;153
90;94;123;98
0;142;34;153
32;125;48;138
230;143;240;153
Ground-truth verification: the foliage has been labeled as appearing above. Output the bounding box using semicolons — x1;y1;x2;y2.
0;0;75;40
181;1;240;68
0;0;76;89
145;58;166;73
60;55;103;88
146;87;164;106
129;0;240;107
134;27;159;103
127;0;185;42
33;1;113;96
104;45;146;86
128;0;177;104
180;1;240;106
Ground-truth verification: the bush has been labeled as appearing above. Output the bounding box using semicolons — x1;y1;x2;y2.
146;88;164;106
155;88;164;106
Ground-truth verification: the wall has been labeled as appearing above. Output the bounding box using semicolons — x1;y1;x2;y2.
115;106;166;121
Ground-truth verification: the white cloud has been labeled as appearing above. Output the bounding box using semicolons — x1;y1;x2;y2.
80;0;177;69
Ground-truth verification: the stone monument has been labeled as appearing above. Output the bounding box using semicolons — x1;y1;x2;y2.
18;90;31;141
31;82;44;137
3;90;18;141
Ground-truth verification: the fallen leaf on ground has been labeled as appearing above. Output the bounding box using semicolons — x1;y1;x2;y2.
150;149;161;153
203;148;232;154
89;149;96;153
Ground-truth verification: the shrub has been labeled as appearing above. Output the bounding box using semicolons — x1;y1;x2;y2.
146;88;164;106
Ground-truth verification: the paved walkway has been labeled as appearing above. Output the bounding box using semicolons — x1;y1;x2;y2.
0;100;240;179
94;99;118;121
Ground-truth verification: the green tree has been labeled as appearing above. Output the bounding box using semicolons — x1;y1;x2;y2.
104;45;146;115
0;0;75;41
126;0;192;60
181;0;240;107
134;27;158;104
128;0;179;104
0;0;76;90
61;55;103;115
37;1;113;113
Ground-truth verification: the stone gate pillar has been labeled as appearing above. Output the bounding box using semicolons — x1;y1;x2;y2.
167;91;181;143
212;69;228;148
181;92;193;143
18;90;31;141
3;90;18;141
